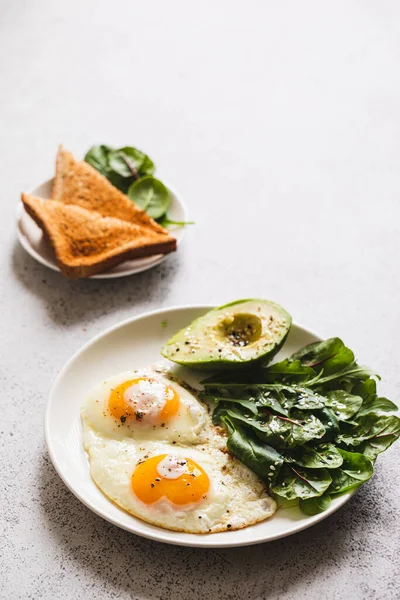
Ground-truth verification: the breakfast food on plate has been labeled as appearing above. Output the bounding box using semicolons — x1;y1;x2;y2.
81;367;277;533
52;146;168;233
81;299;400;529
161;300;400;517
161;298;292;369
20;146;177;278
84;438;275;534
81;368;209;444
21;195;176;279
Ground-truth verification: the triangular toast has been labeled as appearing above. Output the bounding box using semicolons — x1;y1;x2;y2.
52;145;169;235
22;194;177;279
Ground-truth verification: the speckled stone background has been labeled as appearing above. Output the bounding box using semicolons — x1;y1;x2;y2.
2;1;400;598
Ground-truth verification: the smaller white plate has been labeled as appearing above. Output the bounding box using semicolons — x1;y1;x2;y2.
17;178;187;279
45;305;354;548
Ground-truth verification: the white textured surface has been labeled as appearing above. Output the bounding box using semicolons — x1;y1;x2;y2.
1;1;400;598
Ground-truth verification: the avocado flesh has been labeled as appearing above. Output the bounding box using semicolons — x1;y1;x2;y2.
161;299;292;369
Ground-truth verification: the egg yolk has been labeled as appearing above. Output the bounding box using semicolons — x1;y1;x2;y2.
108;377;179;423
131;454;210;505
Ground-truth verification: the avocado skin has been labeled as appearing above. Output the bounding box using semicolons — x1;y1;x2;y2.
161;299;292;371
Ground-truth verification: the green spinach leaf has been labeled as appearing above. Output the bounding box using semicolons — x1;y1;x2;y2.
289;338;354;374
329;449;373;494
204;383;290;416
117;146;154;177
352;377;377;401
108;151;138;178
324;390;363;420
214;406;326;449
288;388;326;411
127;176;170;220
84;144;111;176
213;406;280;438
204;383;325;416
337;414;400;447
285;443;343;469
261;359;315;383
271;464;332;500
351;378;397;417
358;435;400;460
203;394;259;416
221;416;283;483
357;396;398;418
84;144;155;194
256;412;326;449
314;407;340;440
299;492;332;515
312;362;374;389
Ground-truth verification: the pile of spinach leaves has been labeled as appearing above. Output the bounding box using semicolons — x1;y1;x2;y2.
203;338;400;515
85;144;189;226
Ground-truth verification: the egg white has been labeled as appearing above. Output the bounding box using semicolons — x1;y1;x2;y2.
81;366;277;534
84;428;276;534
81;368;209;444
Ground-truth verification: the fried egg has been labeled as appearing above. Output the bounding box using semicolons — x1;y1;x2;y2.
81;366;277;534
81;368;209;443
84;431;276;533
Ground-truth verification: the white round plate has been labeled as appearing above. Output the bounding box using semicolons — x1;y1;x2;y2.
17;179;187;279
45;305;354;548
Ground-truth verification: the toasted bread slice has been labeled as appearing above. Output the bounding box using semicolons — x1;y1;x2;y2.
22;194;177;279
52;145;169;235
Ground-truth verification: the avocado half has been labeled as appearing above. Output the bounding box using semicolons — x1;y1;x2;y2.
161;299;292;370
